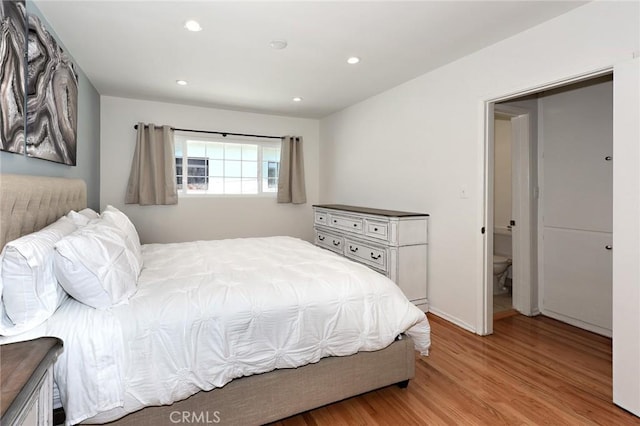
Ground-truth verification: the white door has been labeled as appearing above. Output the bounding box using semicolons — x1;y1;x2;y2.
612;57;640;417
510;112;532;315
540;77;613;335
495;101;538;315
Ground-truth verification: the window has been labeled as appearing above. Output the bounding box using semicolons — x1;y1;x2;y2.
266;161;279;190
176;157;209;190
175;133;281;195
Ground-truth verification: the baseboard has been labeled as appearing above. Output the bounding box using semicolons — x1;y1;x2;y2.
428;307;476;333
541;309;612;337
413;299;429;313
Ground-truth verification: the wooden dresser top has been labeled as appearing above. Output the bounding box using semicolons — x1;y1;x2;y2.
313;204;429;218
1;337;62;421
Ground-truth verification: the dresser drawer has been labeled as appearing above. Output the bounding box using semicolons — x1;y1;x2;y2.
344;239;387;271
364;220;389;241
314;210;328;226
316;230;344;254
329;214;363;234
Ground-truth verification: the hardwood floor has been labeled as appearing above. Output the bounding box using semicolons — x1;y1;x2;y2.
493;308;518;321
273;314;640;425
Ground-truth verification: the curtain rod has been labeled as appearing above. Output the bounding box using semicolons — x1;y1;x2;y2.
133;124;283;140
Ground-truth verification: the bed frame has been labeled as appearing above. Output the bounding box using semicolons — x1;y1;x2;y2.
0;174;416;425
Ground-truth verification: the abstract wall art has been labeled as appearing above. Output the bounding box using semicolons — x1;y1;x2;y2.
26;10;78;165
0;0;27;155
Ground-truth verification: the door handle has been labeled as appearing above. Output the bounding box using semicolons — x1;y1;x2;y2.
605;156;612;161
605;245;612;250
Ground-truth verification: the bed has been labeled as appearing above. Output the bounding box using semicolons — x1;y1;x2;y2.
0;174;431;425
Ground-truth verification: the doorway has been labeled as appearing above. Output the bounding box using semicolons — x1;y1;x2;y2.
484;72;613;335
480;58;640;417
492;112;514;317
491;105;533;321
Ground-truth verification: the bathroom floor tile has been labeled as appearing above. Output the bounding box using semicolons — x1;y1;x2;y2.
493;293;512;313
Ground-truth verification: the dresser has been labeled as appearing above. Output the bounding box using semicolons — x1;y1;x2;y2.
1;337;62;426
313;204;429;311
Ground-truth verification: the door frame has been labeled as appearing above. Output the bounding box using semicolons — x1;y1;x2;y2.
479;68;613;336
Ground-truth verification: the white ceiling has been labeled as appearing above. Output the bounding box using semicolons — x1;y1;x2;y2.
34;1;587;119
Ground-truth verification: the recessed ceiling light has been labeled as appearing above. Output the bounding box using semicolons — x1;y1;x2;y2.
184;20;202;32
176;80;188;86
347;56;360;65
269;40;288;50
292;97;303;102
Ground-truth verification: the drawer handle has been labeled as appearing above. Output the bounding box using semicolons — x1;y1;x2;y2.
318;216;324;221
349;245;358;253
333;240;341;246
374;227;378;232
353;223;358;227
318;235;325;241
370;252;382;260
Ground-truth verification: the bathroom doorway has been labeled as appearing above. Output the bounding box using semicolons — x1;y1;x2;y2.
491;103;534;322
492;111;514;318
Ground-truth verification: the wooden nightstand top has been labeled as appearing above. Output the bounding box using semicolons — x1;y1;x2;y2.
0;337;62;423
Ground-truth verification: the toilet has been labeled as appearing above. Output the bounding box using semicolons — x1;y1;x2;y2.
493;255;512;294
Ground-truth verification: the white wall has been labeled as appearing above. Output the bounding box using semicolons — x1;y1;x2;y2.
100;96;319;244
319;1;639;332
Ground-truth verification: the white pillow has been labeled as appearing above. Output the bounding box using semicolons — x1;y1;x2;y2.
67;208;100;227
101;205;142;267
0;216;75;335
54;220;139;309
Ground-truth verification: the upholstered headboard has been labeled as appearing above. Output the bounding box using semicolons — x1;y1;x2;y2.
0;174;87;249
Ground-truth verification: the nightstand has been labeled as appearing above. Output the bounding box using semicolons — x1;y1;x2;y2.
1;337;63;426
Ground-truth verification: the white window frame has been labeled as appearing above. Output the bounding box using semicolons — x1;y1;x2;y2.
175;132;281;198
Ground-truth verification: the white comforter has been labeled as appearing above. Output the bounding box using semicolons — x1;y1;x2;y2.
8;237;431;425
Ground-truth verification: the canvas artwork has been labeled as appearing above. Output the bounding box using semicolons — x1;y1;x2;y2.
26;10;78;165
0;0;26;155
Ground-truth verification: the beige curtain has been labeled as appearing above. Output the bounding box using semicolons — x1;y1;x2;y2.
125;123;178;205
277;136;306;204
